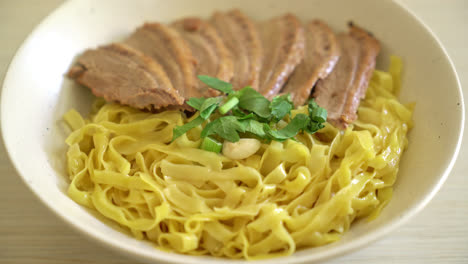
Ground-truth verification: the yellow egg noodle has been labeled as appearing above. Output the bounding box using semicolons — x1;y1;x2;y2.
64;56;413;259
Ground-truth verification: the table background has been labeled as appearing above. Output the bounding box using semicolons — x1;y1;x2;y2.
1;0;467;263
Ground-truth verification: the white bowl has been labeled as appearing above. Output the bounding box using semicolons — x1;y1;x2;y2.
1;0;464;263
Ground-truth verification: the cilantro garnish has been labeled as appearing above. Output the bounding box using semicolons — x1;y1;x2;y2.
197;75;233;94
172;116;205;140
201;116;246;143
270;94;293;122
172;76;328;145
264;113;310;141
237;87;271;118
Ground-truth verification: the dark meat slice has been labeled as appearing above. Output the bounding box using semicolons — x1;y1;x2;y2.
313;34;358;127
281;20;340;106
313;24;380;129
67;43;183;110
124;23;201;99
348;24;381;108
210;9;263;90
171;17;234;96
257;14;305;99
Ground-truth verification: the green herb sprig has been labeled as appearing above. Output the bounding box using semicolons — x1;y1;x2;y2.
172;76;328;151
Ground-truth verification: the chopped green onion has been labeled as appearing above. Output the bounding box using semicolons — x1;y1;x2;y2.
310;107;327;123
219;97;239;115
200;136;223;153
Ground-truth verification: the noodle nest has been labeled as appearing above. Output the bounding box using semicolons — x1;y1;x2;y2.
64;56;413;259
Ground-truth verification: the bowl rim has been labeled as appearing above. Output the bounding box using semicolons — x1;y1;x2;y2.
1;0;465;263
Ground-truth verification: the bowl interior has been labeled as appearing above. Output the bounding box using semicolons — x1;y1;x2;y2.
1;0;464;263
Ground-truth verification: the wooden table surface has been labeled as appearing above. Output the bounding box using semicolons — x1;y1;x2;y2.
1;0;467;263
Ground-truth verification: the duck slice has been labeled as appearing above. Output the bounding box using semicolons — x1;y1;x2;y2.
210;9;263;90
313;24;380;128
281;20;340;106
257;14;305;99
67;43;183;110
124;23;201;100
171;17;234;96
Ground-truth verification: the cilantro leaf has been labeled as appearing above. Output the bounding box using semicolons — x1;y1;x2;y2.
237;87;271;118
199;97;222;119
232;107;252;119
172;116;205;141
187;97;222;119
198;75;233;94
265;114;310;141
201;116;246;142
200;104;218;119
308;98;327;123
186;97;206;110
270;94;293;122
237;113;255;120
240;119;266;138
